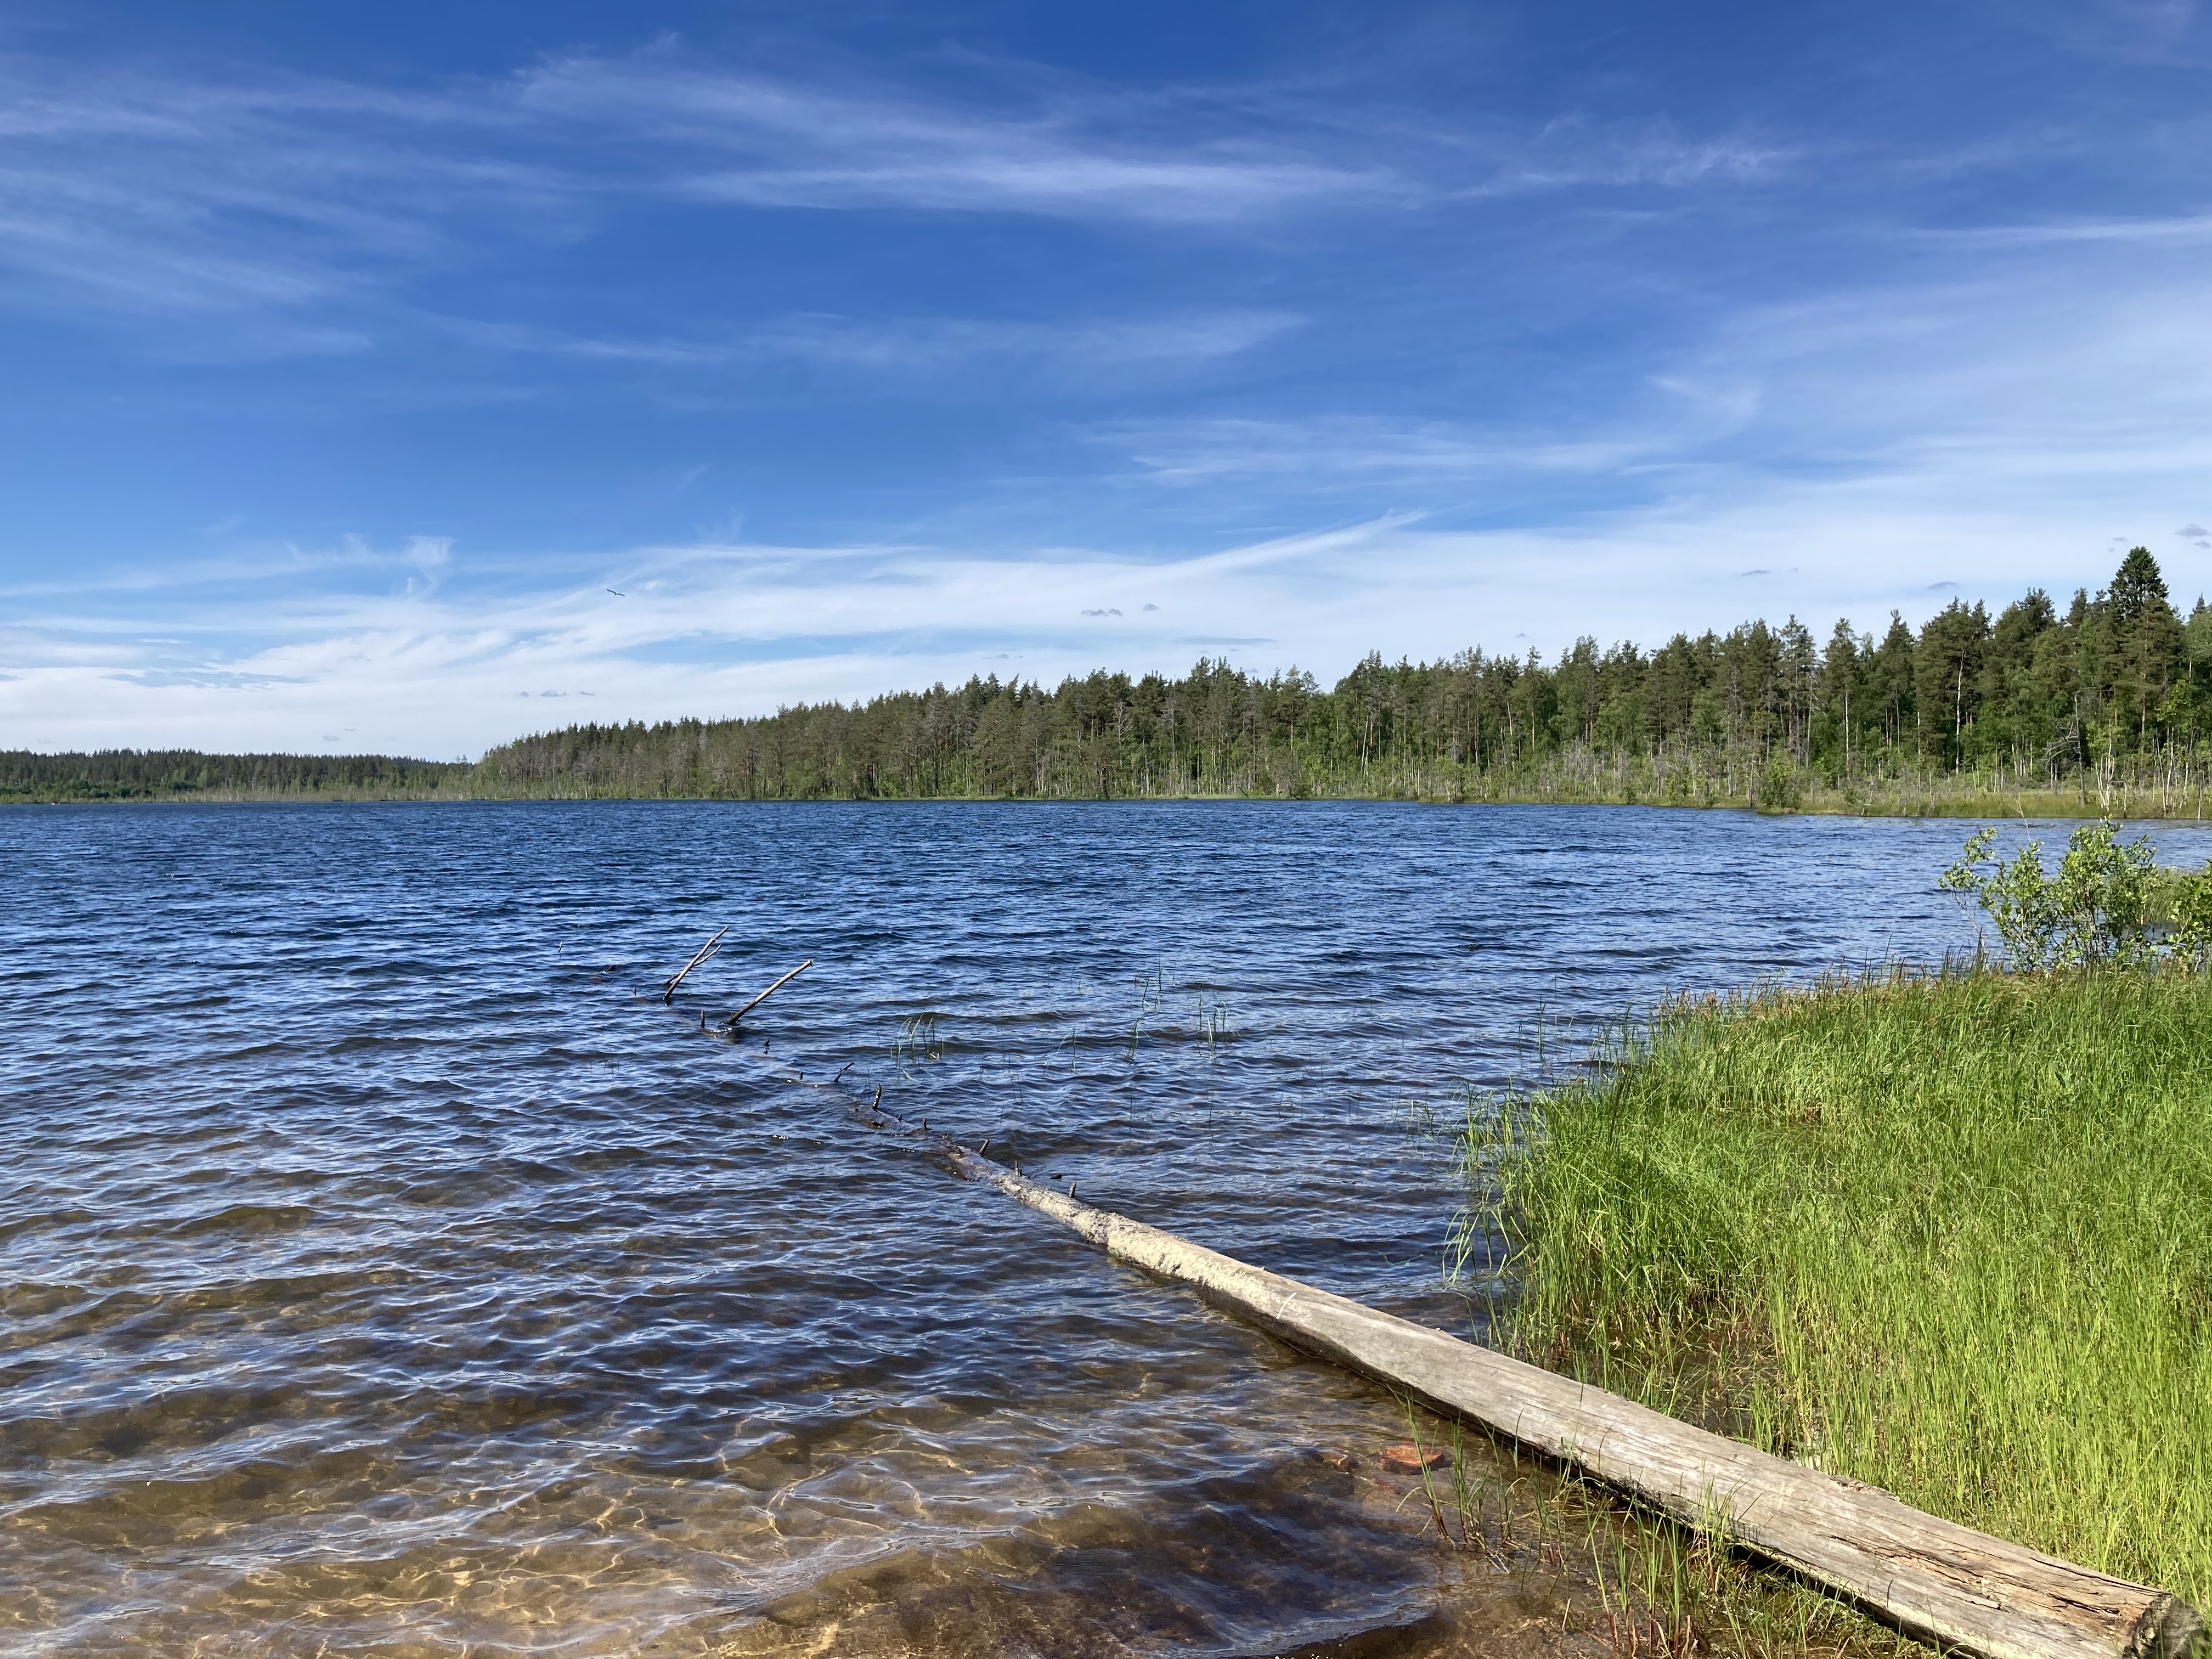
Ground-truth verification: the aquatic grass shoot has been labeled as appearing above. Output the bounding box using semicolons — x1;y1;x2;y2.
891;1011;943;1075
1197;995;1232;1056
1114;963;1233;1067
1470;963;2212;1608
1125;960;1169;1062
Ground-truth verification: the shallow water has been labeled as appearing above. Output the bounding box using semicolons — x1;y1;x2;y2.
6;802;2200;1657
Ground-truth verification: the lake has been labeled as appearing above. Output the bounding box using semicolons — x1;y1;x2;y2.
7;802;2198;1656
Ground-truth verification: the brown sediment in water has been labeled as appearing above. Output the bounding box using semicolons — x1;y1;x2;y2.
696;1429;1591;1659
691;1409;1940;1659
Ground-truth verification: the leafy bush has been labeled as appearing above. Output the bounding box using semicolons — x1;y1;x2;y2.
1754;754;1803;811
1939;819;2161;968
2168;861;2212;971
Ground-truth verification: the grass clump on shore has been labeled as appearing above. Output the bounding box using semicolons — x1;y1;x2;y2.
1473;962;2212;1610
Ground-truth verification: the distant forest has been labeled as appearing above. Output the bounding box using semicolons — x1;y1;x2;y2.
471;548;2211;810
10;549;2210;812
0;750;471;803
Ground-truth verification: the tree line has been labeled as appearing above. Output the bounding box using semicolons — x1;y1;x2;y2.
472;548;2212;808
0;749;471;802
10;548;2208;809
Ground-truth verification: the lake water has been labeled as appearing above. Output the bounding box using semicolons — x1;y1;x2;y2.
8;802;2203;1657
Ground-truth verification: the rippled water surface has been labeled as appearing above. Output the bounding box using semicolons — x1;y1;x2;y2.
9;802;2198;1657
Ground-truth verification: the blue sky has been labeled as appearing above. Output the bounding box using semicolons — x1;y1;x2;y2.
4;1;2210;755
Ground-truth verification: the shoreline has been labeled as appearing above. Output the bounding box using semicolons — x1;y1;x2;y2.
7;788;2205;820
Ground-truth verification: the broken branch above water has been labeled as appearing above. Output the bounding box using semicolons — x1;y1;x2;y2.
661;926;729;1005
722;958;813;1029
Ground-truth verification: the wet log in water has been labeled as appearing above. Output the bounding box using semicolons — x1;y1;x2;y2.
922;1139;2202;1659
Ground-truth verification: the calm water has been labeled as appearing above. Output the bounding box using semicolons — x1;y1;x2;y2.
7;802;2199;1657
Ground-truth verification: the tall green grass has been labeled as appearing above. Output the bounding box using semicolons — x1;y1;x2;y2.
1472;966;2212;1607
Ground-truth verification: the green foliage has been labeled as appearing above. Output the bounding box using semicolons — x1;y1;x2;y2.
1939;820;2158;969
1754;753;1803;811
1472;967;2212;1607
2166;865;2212;972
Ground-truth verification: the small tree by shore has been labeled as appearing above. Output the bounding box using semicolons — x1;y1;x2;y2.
1940;819;2212;969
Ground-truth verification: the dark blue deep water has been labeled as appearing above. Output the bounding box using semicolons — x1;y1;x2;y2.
7;802;2201;1656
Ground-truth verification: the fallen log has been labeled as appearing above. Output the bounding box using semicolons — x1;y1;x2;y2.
721;1048;2198;1659
907;1131;2200;1659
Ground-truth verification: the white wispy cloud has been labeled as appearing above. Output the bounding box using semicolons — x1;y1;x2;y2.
0;67;565;353
2003;0;2207;64
448;307;1304;377
1452;119;1793;198
509;47;1408;223
0;532;466;601
1911;211;2212;247
1104;208;2212;513
0;48;1370;335
0;40;1791;345
1105;416;1698;490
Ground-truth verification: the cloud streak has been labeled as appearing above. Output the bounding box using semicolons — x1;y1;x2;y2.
451;307;1304;379
0;38;1793;343
0;60;555;328
512;51;1405;223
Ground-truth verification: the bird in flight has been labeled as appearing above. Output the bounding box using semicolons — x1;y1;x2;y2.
606;588;625;596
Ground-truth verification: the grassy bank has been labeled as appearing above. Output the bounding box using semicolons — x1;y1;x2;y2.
1471;966;2212;1609
1427;769;2212;819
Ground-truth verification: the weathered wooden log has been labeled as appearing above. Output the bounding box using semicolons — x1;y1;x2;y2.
934;1142;2202;1659
721;957;812;1029
661;925;729;1004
